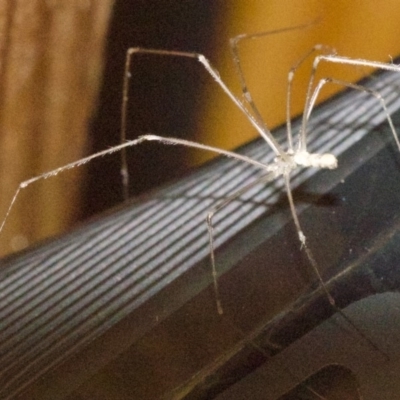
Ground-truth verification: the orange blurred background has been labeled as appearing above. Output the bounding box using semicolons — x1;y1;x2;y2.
194;1;400;162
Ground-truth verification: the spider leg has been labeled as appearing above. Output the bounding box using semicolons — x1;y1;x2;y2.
120;48;287;201
206;171;277;314
304;76;400;151
228;21;320;151
229;23;316;135
299;54;400;152
283;173;336;305
284;173;388;358
0;135;269;240
286;45;335;151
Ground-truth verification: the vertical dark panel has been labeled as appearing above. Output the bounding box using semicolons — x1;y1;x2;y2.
86;0;222;215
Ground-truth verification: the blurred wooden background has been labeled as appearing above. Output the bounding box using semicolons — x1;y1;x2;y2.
0;0;113;256
1;0;400;257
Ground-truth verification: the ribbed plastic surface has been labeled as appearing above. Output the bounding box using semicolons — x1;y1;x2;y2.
1;69;400;398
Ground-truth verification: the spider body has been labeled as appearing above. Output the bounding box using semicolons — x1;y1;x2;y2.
272;150;338;176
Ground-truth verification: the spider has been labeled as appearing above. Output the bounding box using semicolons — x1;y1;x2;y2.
1;23;400;321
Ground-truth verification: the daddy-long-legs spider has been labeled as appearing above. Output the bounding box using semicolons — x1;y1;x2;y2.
121;26;400;318
6;23;400;313
2;24;400;399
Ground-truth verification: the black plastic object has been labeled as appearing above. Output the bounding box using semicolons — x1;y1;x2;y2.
1;67;400;399
216;293;400;399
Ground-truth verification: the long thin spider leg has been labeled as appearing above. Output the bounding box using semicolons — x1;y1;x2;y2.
286;45;335;151
228;21;317;136
120;48;287;201
223;320;328;400
319;54;400;71
0;138;141;238
126;138;386;355
304;77;400;151
284;173;388;359
282;173;335;304
206;171;278;314
120;49;133;201
0;133;269;252
141;134;270;170
299;54;400;152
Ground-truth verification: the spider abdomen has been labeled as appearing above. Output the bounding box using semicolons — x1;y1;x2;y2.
294;151;338;169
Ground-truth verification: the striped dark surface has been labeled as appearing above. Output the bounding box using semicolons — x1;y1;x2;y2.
1;67;400;398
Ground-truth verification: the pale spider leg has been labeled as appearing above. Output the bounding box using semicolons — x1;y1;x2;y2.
224;320;328;400
304;78;400;152
206;171;278;315
228;21;318;143
298;74;400;357
286;45;335;151
283;173;335;305
305;387;328;400
0;134;269;240
284;173;388;358
299;54;400;152
120;48;133;200
120;48;287;201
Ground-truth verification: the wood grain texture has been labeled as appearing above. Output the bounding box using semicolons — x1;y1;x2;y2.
0;0;113;256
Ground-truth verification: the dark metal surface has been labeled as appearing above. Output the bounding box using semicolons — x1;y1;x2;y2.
1;67;400;399
216;293;400;400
